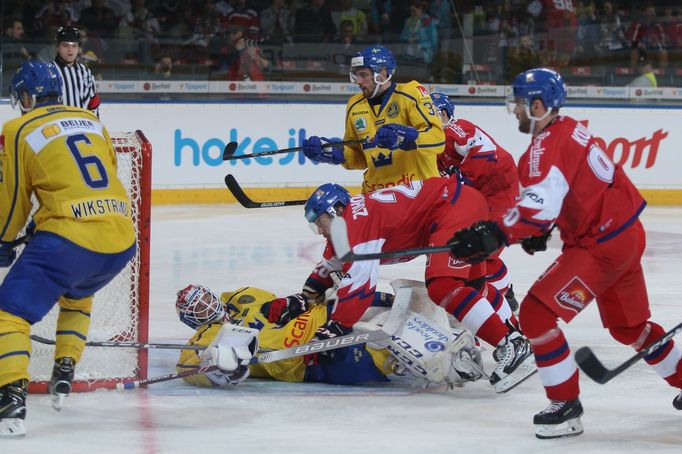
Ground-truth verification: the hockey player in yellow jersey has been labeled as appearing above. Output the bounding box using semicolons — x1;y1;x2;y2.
175;283;486;389
302;45;445;193
0;60;136;438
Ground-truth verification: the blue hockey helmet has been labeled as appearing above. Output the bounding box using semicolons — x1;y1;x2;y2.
510;67;567;111
304;183;350;224
350;45;396;83
10;60;62;112
176;284;229;330
430;92;455;124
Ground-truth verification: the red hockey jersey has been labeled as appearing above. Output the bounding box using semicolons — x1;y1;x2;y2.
437;119;519;219
501;116;646;247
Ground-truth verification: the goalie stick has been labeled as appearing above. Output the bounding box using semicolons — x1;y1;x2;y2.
225;174;306;208
330;217;453;262
575;320;682;384
222;138;368;160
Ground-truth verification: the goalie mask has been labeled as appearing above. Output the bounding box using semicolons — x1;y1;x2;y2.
176;284;229;330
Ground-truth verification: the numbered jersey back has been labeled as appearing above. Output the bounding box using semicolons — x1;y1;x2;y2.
3;106;134;253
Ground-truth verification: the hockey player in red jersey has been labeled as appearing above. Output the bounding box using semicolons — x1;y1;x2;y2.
302;179;536;394
448;68;682;439
430;92;520;310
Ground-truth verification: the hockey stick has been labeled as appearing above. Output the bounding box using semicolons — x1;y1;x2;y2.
30;334;206;351
222;138;367;160
330;217;453;262
115;365;220;390
575;320;682;384
225;174;306;208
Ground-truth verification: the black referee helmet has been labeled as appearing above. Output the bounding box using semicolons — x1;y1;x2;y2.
56;26;81;44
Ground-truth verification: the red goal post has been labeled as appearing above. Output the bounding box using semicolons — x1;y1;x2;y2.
27;130;152;393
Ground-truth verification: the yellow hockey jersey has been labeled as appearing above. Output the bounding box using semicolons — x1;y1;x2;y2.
0;105;135;253
177;287;392;387
342;81;445;193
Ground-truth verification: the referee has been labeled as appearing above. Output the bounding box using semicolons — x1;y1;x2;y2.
53;26;101;117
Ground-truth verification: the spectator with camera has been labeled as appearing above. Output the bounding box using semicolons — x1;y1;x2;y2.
214;26;270;81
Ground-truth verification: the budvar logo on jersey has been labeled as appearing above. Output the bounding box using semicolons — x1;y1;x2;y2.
175;128;323;167
581;120;668;169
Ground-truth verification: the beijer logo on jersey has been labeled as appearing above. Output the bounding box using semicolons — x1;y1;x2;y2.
350;195;368;219
554;277;595;314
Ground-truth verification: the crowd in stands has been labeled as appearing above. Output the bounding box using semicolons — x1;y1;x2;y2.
2;0;681;86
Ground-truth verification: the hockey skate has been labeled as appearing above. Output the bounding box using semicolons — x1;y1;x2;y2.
673;391;682;410
534;399;584;439
490;331;536;393
0;379;28;439
49;357;76;411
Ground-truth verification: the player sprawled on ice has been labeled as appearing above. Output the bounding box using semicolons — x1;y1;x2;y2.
449;68;682;439
0;61;136;438
430;92;521;312
174;282;484;389
302;181;536;394
301;45;445;194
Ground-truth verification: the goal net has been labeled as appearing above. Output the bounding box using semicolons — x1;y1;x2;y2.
23;130;152;392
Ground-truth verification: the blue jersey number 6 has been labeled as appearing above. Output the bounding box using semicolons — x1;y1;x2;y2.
66;134;109;189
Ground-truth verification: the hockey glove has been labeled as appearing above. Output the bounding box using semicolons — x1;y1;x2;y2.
304;319;351;366
302;136;345;164
448;221;506;264
520;230;552;255
0;242;17;268
260;293;309;325
375;124;418;150
201;324;259;386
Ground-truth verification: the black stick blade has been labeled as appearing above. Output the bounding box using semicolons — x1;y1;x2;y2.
222;141;238;160
574;346;611;384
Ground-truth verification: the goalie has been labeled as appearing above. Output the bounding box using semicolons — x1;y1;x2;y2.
174;282;484;389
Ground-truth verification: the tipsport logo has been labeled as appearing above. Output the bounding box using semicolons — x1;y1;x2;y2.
174;128;341;167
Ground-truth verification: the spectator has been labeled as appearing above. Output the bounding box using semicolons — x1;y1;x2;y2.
259;0;295;45
78;0;119;38
34;1;77;34
336;19;358;47
543;0;578;67
117;0;161;64
429;0;454;51
2;18;32;75
338;0;368;41
575;1;601;62
214;26;270;81
661;7;682;50
506;33;541;82
225;0;260;39
400;0;438;65
628;50;657;87
154;55;176;79
294;0;336;43
598;1;627;54
627;4;668;68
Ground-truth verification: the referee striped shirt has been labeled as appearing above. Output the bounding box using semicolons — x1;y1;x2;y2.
53;56;101;117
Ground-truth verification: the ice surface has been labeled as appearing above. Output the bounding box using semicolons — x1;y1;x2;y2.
11;205;682;453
